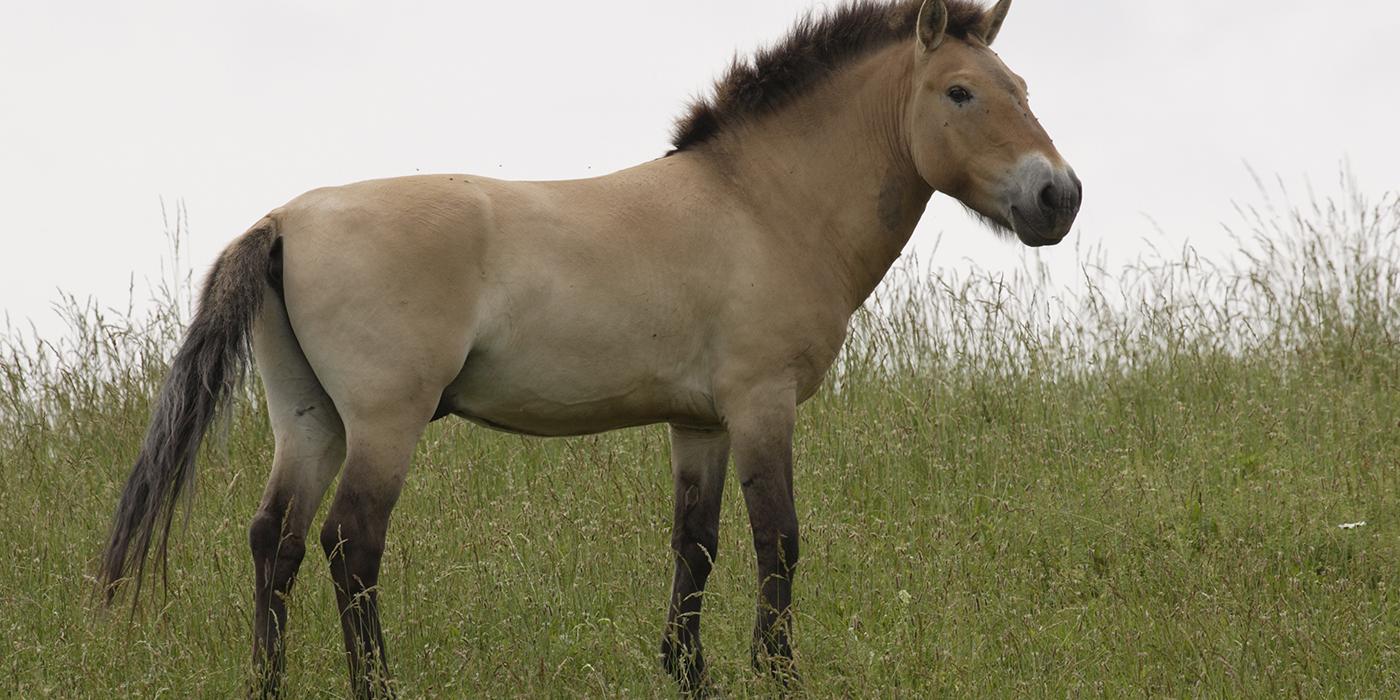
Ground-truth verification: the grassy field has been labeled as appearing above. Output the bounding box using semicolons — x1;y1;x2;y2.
4;186;1400;697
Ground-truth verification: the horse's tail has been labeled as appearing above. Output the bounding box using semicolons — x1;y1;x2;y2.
98;217;281;606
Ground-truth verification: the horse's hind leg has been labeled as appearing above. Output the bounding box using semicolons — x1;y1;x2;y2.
661;425;730;691
319;409;430;699
248;291;346;697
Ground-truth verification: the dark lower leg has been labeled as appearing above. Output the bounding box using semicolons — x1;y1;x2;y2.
732;417;800;681
662;485;722;689
722;392;800;680
744;478;800;674
660;427;728;692
249;508;307;698
322;513;394;699
749;513;799;672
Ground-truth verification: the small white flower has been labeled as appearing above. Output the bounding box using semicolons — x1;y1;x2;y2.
897;589;912;605
1339;521;1368;530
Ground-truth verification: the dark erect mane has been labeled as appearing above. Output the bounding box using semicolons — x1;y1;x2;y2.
670;0;989;154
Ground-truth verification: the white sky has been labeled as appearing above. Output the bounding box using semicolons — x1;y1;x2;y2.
3;1;1397;337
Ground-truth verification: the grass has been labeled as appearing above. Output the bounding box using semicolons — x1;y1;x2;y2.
3;183;1400;697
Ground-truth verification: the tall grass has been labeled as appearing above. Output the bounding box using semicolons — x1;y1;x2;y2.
2;182;1398;697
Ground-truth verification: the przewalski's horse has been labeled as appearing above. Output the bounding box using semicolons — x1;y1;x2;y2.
98;0;1080;695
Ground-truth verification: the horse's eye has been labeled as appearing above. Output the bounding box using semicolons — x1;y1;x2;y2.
947;86;973;104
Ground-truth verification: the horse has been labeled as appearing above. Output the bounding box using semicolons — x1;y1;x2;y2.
98;0;1080;695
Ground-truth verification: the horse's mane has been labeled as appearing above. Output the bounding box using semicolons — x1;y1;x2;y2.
670;0;991;153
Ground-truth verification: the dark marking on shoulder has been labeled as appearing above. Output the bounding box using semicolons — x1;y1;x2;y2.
295;405;316;417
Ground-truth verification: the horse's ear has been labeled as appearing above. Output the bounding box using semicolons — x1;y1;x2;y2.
917;0;948;52
976;0;1012;46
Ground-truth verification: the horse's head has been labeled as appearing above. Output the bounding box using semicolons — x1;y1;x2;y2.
906;0;1080;247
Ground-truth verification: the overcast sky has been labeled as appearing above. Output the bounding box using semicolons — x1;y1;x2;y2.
3;1;1397;337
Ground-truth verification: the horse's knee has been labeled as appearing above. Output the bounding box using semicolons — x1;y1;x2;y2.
672;525;720;578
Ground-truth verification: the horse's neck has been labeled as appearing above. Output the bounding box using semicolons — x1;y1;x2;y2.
710;44;932;311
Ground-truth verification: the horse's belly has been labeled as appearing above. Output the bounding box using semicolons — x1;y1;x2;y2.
438;351;715;437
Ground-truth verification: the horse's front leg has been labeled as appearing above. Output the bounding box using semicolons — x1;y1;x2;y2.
726;389;800;683
661;425;730;691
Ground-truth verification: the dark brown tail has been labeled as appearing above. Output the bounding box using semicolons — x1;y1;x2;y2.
98;218;280;606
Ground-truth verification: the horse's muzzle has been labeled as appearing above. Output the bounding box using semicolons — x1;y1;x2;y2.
1009;158;1081;247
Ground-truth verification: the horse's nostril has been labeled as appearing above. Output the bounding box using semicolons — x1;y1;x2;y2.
1039;176;1082;214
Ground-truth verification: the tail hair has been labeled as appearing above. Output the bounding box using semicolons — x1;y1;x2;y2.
98;219;280;606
